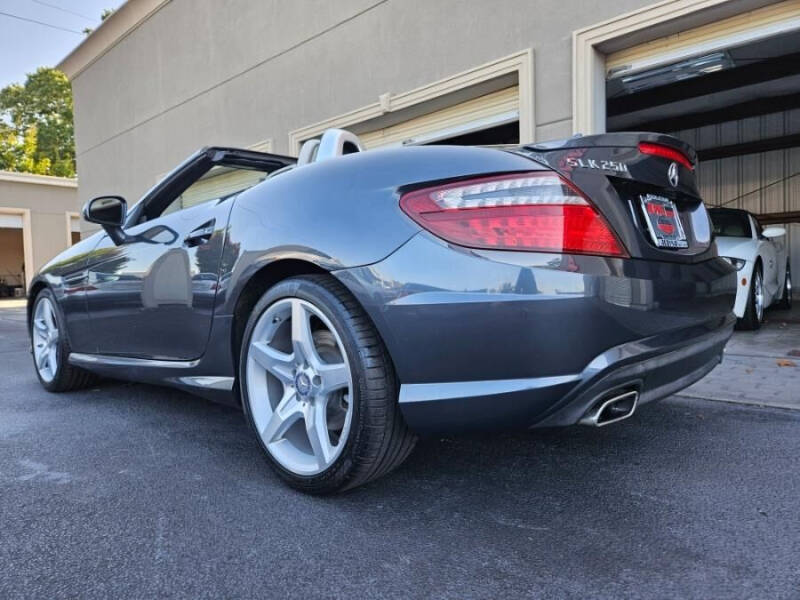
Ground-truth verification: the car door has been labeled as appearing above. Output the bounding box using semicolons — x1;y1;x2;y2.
84;148;291;360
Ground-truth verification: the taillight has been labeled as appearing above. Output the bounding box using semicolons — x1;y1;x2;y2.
638;142;694;170
399;172;627;257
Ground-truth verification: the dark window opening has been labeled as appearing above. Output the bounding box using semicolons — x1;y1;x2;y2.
426;121;520;146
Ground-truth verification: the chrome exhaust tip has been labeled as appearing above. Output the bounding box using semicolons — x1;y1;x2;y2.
579;389;639;427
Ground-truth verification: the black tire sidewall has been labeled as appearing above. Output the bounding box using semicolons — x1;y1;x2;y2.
782;264;792;309
238;277;376;492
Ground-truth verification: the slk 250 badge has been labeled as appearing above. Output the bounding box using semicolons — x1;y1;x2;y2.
565;157;630;174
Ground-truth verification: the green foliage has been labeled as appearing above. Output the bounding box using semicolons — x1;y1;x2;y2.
0;67;75;178
83;8;115;36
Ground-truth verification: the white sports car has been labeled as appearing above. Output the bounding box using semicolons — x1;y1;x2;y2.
709;207;792;329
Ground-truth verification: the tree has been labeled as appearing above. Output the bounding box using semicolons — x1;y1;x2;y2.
0;67;75;177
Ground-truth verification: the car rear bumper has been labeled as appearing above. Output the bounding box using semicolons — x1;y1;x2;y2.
335;233;736;434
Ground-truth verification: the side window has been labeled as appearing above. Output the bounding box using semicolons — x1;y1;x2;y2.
161;165;269;217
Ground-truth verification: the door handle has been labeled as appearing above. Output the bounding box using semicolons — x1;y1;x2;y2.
184;219;216;247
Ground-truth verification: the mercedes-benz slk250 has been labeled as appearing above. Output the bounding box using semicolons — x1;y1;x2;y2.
28;129;736;493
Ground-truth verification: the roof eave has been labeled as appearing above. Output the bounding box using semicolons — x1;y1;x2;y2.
57;0;170;80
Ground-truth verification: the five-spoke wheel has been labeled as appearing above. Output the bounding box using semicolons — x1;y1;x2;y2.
246;297;353;475
32;296;60;383
239;275;416;494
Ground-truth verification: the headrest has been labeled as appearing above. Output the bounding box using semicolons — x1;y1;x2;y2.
297;129;364;166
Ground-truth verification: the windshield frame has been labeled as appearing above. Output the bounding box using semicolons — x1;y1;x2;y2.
709;208;753;239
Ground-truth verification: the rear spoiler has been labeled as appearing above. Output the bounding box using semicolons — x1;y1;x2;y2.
524;132;697;166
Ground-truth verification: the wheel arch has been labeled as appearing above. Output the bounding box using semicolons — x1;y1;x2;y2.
26;279;49;328
752;255;763;290
229;258;399;405
230;259;329;377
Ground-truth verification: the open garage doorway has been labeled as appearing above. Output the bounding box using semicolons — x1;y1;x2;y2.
0;223;26;298
604;24;800;296
68;213;81;246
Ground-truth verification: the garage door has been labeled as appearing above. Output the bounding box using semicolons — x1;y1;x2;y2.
0;214;23;229
178;167;268;210
605;0;800;78
359;86;519;148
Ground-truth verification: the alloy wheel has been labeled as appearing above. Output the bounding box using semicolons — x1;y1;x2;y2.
246;297;353;475
754;269;764;322
32;297;59;383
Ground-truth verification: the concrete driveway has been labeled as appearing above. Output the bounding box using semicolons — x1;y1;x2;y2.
1;304;799;599
681;305;800;410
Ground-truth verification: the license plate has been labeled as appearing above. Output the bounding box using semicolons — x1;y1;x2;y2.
639;194;688;249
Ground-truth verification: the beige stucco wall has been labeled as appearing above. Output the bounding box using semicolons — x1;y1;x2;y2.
65;0;657;219
0;174;81;287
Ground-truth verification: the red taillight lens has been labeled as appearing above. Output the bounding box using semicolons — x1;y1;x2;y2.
399;172;627;257
638;142;694;170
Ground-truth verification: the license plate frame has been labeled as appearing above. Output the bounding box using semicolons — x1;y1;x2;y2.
639;194;688;249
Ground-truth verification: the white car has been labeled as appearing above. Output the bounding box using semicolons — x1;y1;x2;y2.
709;208;792;329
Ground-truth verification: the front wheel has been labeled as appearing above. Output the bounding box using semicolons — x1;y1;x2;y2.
31;289;96;392
239;275;416;494
739;263;764;330
778;263;792;310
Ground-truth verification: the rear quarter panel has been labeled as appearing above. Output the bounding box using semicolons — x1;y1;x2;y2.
217;145;545;316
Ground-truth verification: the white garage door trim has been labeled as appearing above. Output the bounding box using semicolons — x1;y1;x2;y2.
359;87;519;148
0;214;23;229
289;49;534;154
65;212;81;246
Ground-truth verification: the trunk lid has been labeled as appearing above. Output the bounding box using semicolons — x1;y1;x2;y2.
515;132;715;264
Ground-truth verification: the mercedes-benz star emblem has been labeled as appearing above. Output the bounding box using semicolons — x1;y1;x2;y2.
668;162;679;188
295;372;311;397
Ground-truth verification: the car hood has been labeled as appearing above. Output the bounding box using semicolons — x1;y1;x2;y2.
715;236;754;260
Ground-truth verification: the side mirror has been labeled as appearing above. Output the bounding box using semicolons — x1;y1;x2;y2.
762;226;786;239
83;196;128;244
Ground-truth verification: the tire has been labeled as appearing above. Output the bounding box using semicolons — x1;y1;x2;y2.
778;262;792;310
239;274;416;494
739;262;764;331
30;288;96;392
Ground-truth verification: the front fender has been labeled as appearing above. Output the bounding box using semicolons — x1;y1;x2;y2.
732;258;757;318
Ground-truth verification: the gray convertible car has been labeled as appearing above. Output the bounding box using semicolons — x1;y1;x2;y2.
28;129;736;493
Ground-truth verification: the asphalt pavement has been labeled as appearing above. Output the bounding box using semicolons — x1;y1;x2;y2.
1;305;799;599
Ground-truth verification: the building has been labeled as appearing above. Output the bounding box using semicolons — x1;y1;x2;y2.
58;0;799;278
0;171;81;295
